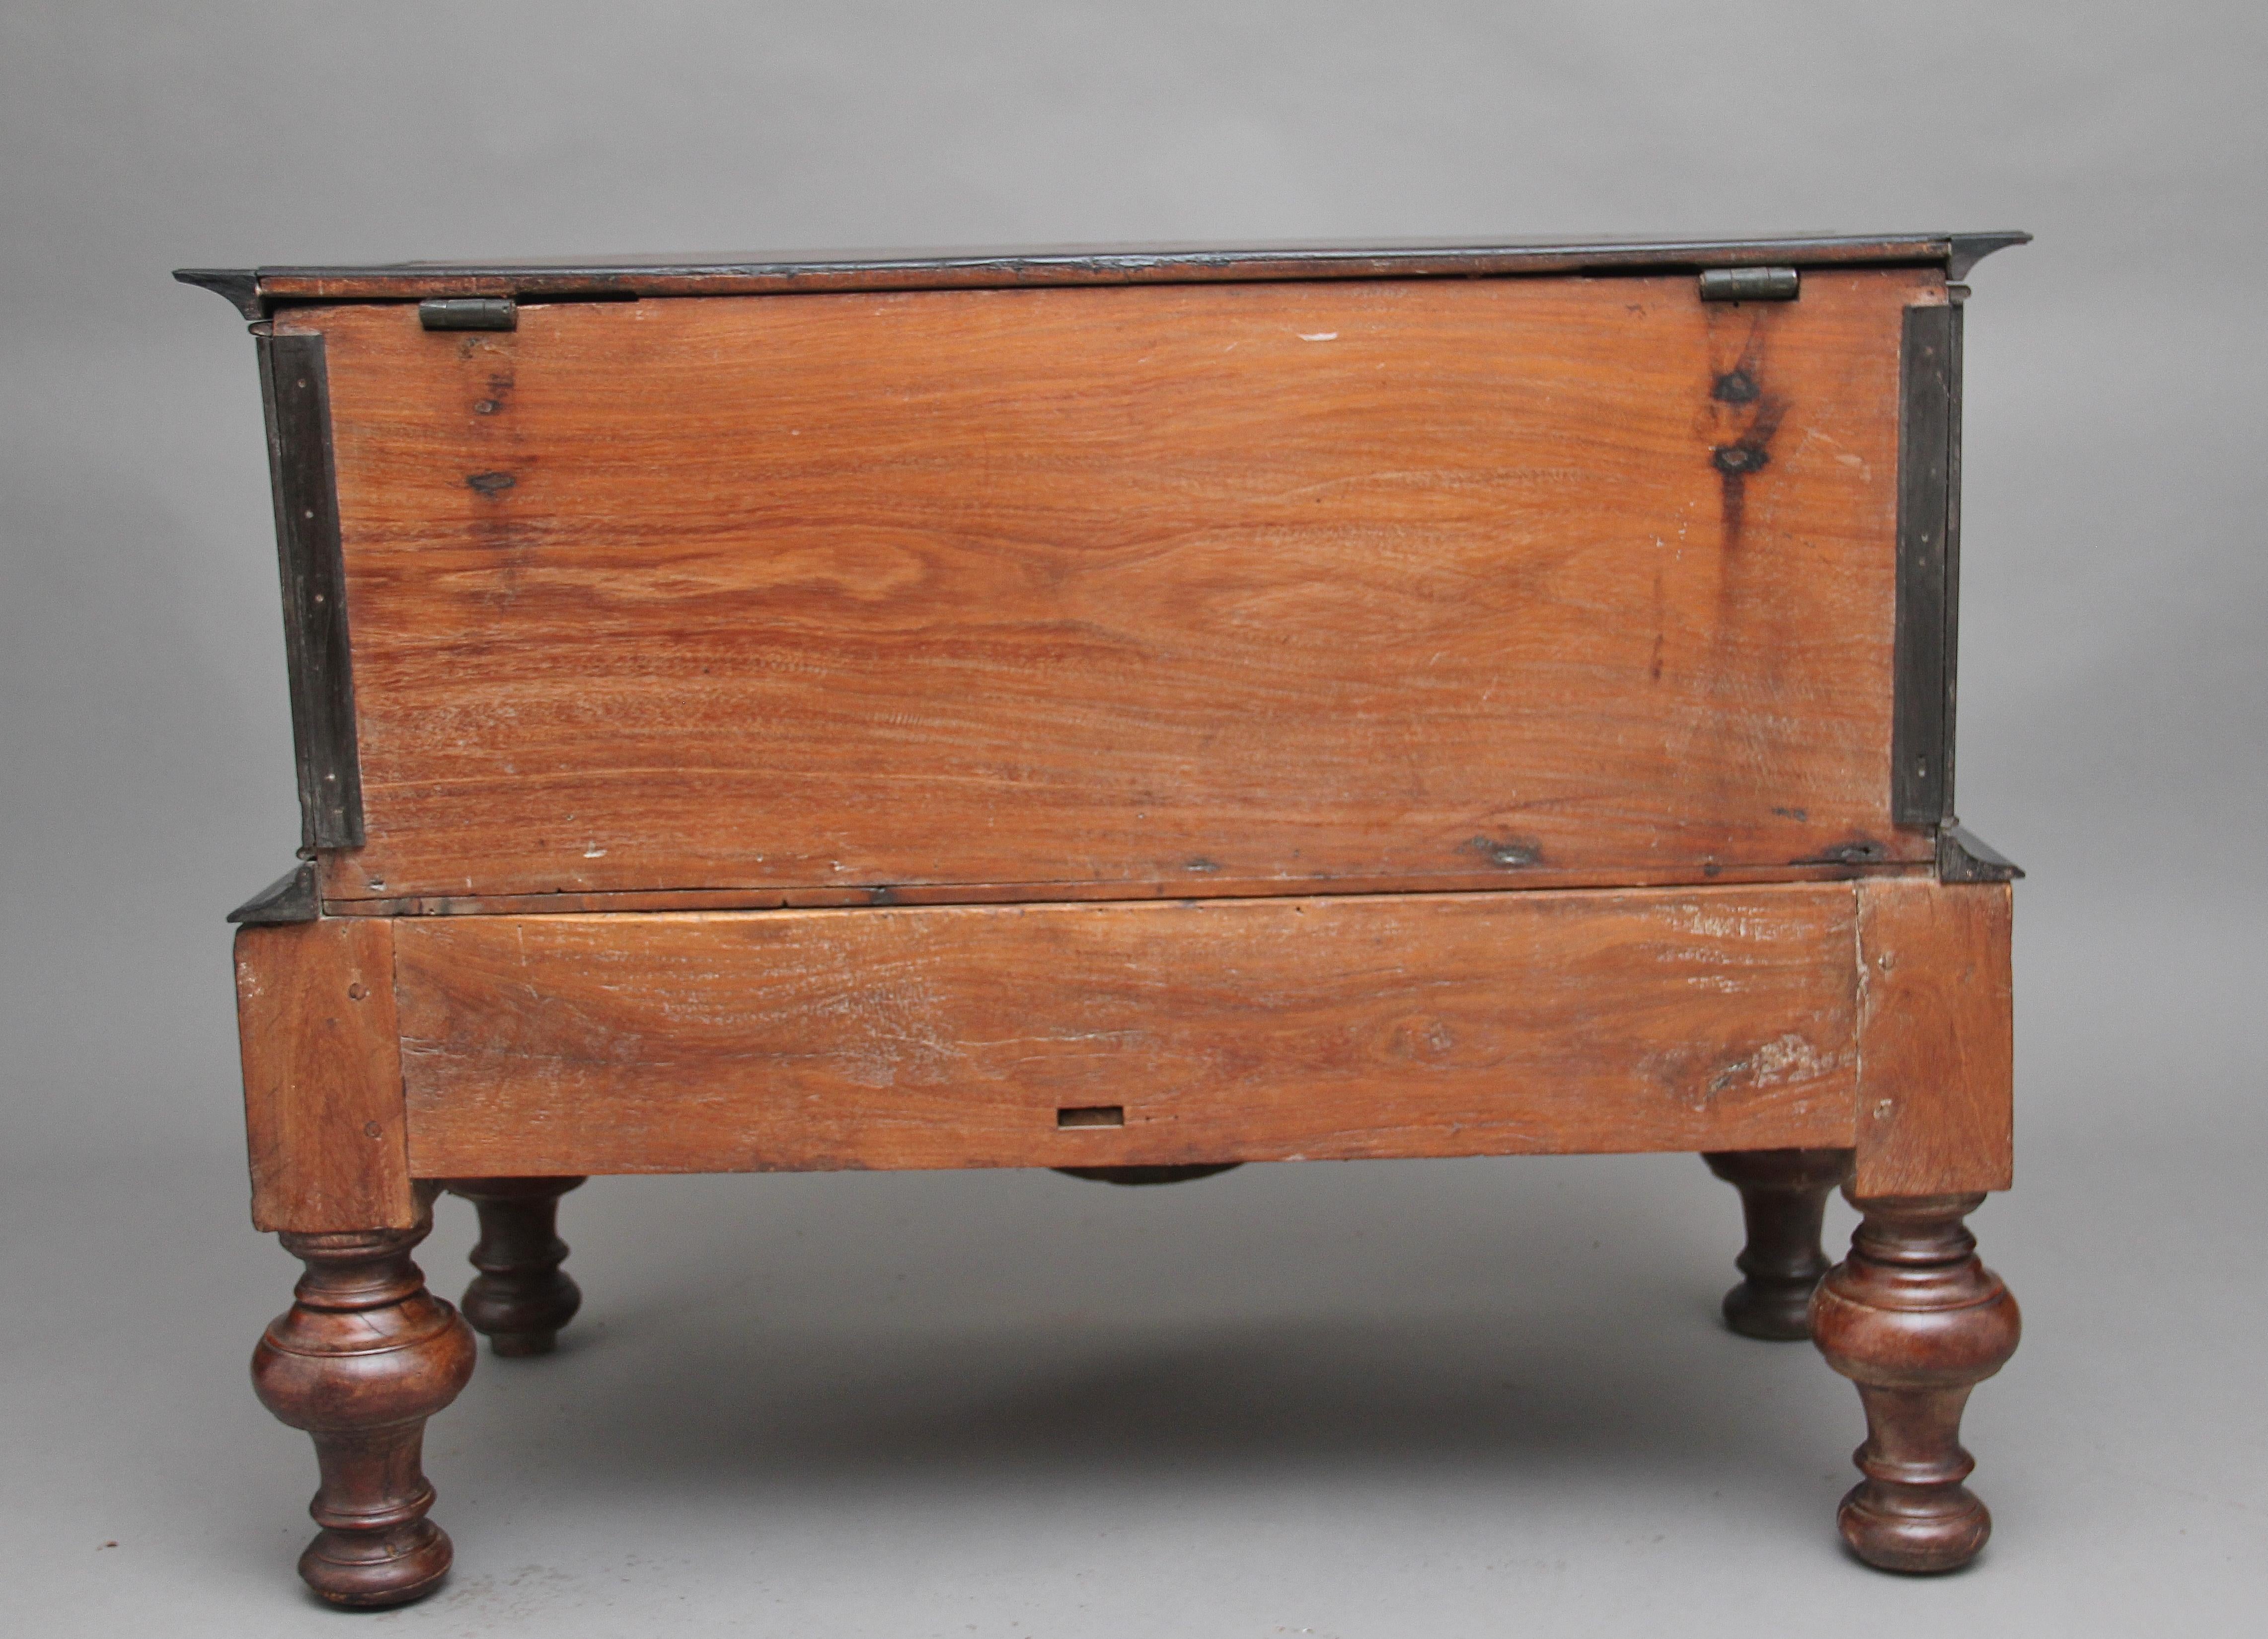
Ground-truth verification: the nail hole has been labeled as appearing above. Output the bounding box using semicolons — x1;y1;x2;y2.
1058;1105;1124;1129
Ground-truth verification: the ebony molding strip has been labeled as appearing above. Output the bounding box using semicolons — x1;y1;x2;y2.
256;332;364;850
175;231;2029;315
176;268;262;318
1891;304;1958;828
1944;294;1967;823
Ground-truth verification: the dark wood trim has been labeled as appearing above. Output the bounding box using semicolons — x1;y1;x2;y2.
1946;232;2030;282
1891;304;1957;828
177;231;2027;313
257;333;364;850
229;862;320;925
175;267;263;318
1944;294;1967;818
1935;826;2023;883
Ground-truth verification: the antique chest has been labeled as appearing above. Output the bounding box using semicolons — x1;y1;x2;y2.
181;231;2027;1605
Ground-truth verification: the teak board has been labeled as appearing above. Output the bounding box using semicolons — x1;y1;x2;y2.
285;266;1942;907
1855;878;2014;1195
229;879;2014;1224
234;918;412;1233
394;883;1865;1178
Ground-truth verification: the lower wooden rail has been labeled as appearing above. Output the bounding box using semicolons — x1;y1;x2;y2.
235;879;2009;1232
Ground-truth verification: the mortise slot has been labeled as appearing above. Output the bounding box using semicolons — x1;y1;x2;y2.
1057;1105;1125;1129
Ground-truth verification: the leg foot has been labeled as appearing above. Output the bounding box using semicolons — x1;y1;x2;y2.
1701;1148;1852;1340
444;1177;586;1356
251;1203;477;1608
1811;1191;2021;1573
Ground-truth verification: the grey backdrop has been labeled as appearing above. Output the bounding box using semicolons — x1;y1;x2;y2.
4;3;2263;1634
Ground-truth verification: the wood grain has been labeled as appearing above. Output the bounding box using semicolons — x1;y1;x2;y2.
234;919;415;1232
1812;1192;2020;1571
440;1177;586;1357
253;1210;476;1605
323;860;1928;918
285;270;1941;904
1702;1147;1853;1339
1853;879;2014;1196
394;883;1862;1178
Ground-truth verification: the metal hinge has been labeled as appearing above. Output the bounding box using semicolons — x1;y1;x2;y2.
419;296;518;331
1699;266;1799;302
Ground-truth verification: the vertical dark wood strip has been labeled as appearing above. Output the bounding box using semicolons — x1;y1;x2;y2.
257;332;364;848
1942;298;1966;819
1891;305;1955;827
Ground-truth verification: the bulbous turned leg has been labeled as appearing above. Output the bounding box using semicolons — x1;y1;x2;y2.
251;1206;478;1608
444;1176;586;1356
1701;1148;1853;1339
1811;1191;2021;1573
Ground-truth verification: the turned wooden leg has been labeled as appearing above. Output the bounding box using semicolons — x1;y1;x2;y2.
1701;1148;1853;1340
1810;1191;2021;1572
444;1176;587;1356
250;1207;478;1608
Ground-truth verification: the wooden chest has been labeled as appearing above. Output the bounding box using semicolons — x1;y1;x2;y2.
182;232;2028;1605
